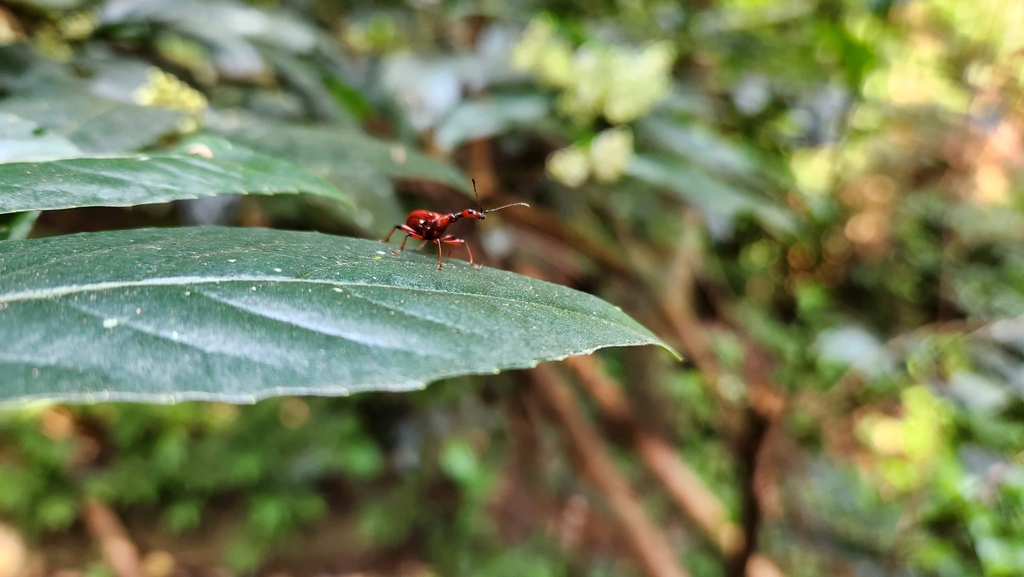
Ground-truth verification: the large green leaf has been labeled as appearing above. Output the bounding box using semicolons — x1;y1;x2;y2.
0;91;188;155
0;46;189;154
207;112;470;231
0;113;82;163
208;112;470;192
0;227;675;404
0;45;77;94
0;135;350;215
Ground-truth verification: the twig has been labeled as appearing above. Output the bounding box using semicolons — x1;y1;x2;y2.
642;213;787;576
82;499;142;577
531;364;691;577
660;210;725;387
0;522;27;577
746;553;786;577
563;356;744;556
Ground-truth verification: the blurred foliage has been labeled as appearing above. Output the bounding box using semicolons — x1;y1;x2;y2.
1;0;1024;575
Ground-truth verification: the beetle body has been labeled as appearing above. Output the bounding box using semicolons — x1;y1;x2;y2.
403;209;481;241
381;182;526;270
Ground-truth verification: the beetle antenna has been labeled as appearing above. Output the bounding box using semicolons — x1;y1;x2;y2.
472;178;530;213
484;202;531;213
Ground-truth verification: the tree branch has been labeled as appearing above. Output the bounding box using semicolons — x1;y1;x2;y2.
82;499;142;577
531;364;691;577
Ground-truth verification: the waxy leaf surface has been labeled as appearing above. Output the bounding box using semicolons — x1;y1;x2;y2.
0;227;675;404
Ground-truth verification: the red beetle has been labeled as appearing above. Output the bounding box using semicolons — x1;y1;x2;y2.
381;180;529;269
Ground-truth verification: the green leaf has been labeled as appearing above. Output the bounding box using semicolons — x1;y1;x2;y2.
0;113;82;162
102;0;322;56
0;91;188;154
434;94;551;153
0;45;75;94
628;154;797;235
0;46;190;153
258;47;357;126
0;115;52;239
635;118;761;182
0;135;350;215
0;226;676;404
205;112;405;230
208;112;470;193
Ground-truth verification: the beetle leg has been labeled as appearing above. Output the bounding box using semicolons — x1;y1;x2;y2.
435;239;445;270
381;225;401;243
392;235;410;256
383;225;423;256
440;236;480;269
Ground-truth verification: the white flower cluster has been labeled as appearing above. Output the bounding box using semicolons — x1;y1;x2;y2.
512;16;675;125
546;126;634;188
513;16;669;187
135;68;208;115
